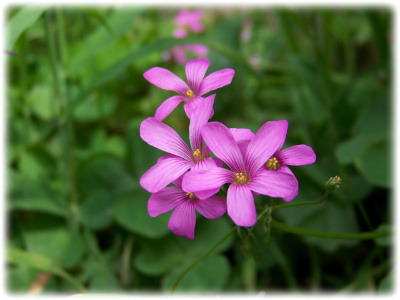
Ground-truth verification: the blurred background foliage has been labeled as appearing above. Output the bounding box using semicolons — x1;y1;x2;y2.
6;5;392;294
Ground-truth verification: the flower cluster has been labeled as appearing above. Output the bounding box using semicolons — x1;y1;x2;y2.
165;9;209;65
140;58;316;239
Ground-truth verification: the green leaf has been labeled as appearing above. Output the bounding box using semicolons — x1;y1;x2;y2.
26;84;56;120
89;267;120;291
79;190;113;230
7;265;38;292
354;141;391;188
6;6;46;49
8;172;66;216
133;217;234;276
22;215;85;269
72;93;116;122
18;147;56;182
133;237;183;276
335;136;371;165
77;155;136;199
378;269;393;292
113;189;170;238
163;254;230;292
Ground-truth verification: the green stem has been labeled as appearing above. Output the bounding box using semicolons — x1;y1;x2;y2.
171;227;235;293
274;190;330;210
271;219;391;240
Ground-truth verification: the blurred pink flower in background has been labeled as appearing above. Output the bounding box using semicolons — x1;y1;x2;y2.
165;9;209;65
173;9;204;38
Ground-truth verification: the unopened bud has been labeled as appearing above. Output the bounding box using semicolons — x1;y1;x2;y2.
325;176;342;191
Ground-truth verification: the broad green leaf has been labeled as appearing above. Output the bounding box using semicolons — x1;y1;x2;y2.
26;84;56;120
89;267;120;291
79;190;113;230
352;96;390;141
7;265;38;292
177;217;234;256
18;147;56;182
8;172;66;216
77;155;136;199
163;254;230;292
113;189;170;238
6;6;46;49
335;136;371;165
72;93;116;122
378;269;393;292
354;141;391;188
133;237;183;276
22;215;85;269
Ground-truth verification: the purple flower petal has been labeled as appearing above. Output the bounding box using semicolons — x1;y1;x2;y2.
192;157;217;170
183;96;201;119
185;58;210;94
247;168;297;199
143;67;189;95
199;69;235;96
157;154;178;164
229;128;255;143
189;94;215;150
193;188;220;200
213;158;224;168
201;122;245;172
140;117;193;161
195;195;226;219
182;167;233;193
278;145;316;166
227;184;256;227
277;166;299;202
154;95;185;121
245;120;288;176
168;201;196;239
148;186;186;217
140;157;192;193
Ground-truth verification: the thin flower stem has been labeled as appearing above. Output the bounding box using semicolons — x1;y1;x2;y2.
270;219;391;240
274;190;330;210
171;227;235;293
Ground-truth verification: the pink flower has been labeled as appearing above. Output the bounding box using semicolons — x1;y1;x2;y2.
140;95;221;194
173;9;204;38
263;143;316;202
148;175;226;240
169;44;209;65
143;58;234;120
182;121;298;227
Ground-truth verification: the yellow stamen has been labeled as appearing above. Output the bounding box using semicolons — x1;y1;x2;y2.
235;172;248;185
193;148;205;162
186;192;197;200
186;90;193;97
266;157;280;171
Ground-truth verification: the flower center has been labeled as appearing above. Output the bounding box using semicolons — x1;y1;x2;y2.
186;89;196;101
193;148;205;162
186;192;198;201
235;172;248;185
266;157;280;171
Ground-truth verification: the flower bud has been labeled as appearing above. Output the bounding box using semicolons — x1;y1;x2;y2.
325;176;342;191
